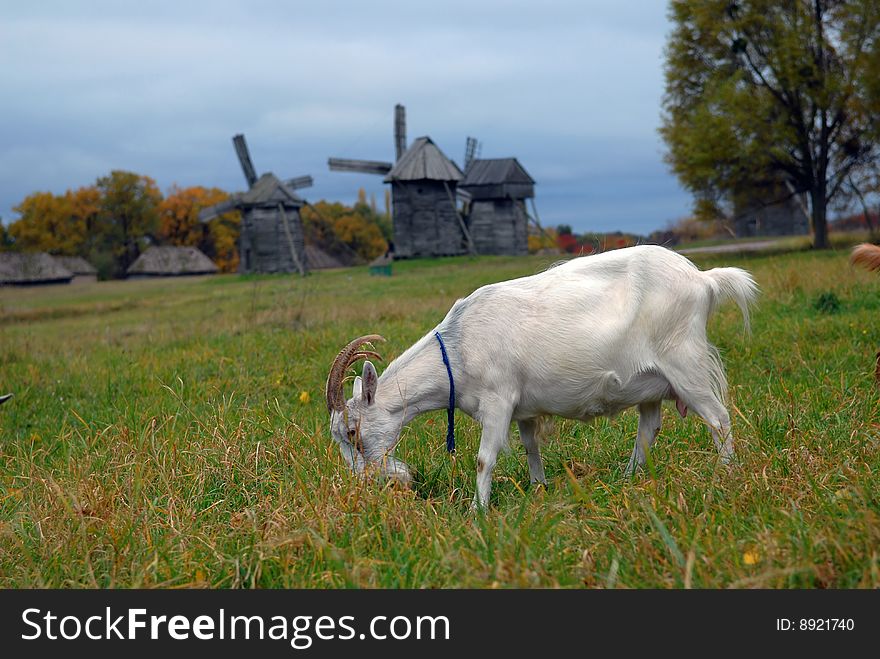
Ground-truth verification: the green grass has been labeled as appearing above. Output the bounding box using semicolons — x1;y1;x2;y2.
1;248;879;588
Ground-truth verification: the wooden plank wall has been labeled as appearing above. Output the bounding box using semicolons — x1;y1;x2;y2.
238;206;307;273
467;198;529;255
392;182;467;258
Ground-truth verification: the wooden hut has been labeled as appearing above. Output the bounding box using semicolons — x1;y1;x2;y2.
460;158;534;256
126;246;218;279
0;252;73;286
383;137;469;258
200;134;312;275
53;256;98;283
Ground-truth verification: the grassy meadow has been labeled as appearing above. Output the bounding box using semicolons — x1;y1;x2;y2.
1;247;879;588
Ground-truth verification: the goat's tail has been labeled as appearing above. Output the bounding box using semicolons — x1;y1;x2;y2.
703;267;759;334
851;243;880;272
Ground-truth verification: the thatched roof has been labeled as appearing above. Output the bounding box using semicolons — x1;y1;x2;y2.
0;252;73;285
384;137;463;183
53;255;98;275
127;246;218;276
304;245;345;270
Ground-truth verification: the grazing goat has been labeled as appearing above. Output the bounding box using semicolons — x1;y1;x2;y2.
325;245;758;508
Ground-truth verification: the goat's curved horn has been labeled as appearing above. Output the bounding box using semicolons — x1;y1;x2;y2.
325;335;386;411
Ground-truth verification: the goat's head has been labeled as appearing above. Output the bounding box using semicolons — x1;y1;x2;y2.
325;335;411;485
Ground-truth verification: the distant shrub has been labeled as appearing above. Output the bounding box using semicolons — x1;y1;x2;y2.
813;291;841;314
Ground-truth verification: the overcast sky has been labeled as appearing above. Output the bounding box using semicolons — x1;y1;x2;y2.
0;1;691;236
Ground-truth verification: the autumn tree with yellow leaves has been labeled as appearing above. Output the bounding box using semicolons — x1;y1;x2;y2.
158;186;241;272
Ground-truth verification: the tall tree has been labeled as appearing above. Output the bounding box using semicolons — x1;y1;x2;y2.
66;186;102;258
661;0;880;248
8;186;102;259
301;201;388;261
9;192;75;253
96;171;162;276
159;186;241;272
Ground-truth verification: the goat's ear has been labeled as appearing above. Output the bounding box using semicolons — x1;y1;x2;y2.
362;361;378;406
352;376;363;400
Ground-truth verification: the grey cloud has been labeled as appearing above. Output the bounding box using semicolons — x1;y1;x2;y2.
0;1;691;233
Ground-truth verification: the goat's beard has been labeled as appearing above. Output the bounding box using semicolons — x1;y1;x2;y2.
336;441;412;487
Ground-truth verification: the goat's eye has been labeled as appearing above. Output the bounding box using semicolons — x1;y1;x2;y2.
347;429;356;439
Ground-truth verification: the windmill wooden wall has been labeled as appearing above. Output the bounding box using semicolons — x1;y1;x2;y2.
384;137;467;259
235;174;308;275
460;158;534;256
466;199;529;255
239;205;306;274
391;181;467;257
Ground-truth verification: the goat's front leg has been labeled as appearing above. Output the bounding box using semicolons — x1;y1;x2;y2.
474;410;513;510
517;418;546;485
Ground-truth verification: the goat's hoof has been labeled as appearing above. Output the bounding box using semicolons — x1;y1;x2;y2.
470;499;489;514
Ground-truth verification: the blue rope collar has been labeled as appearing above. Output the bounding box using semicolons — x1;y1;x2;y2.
433;331;456;453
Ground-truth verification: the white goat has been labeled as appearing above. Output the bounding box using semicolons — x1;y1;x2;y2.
325;245;757;508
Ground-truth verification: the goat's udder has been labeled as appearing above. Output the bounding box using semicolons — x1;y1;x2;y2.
675;397;688;418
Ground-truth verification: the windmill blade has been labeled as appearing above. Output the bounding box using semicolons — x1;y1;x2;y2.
464;136;479;172
394;104;406;161
285;175;314;190
198;199;239;222
232;134;258;188
328;158;393;175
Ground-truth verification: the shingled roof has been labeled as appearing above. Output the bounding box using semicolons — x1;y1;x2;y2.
0;252;73;285
462;158;535;187
126;246;219;277
236;172;303;207
384;137;464;183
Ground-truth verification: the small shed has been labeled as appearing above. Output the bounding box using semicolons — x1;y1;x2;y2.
126;246;219;279
460;158;534;256
53;256;98;283
733;180;809;238
384;137;468;258
0;252;73;286
369;252;393;277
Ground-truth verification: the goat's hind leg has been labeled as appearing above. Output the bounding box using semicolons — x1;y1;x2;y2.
625;401;662;476
664;364;735;465
517;418;546;485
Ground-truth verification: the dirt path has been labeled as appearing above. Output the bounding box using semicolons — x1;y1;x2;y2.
677;239;783;255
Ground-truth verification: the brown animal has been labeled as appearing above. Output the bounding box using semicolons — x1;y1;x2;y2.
850;244;880;385
850;243;880;271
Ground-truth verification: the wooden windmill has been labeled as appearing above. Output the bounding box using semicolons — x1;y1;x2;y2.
328;105;474;258
460;155;535;256
199;134;312;275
